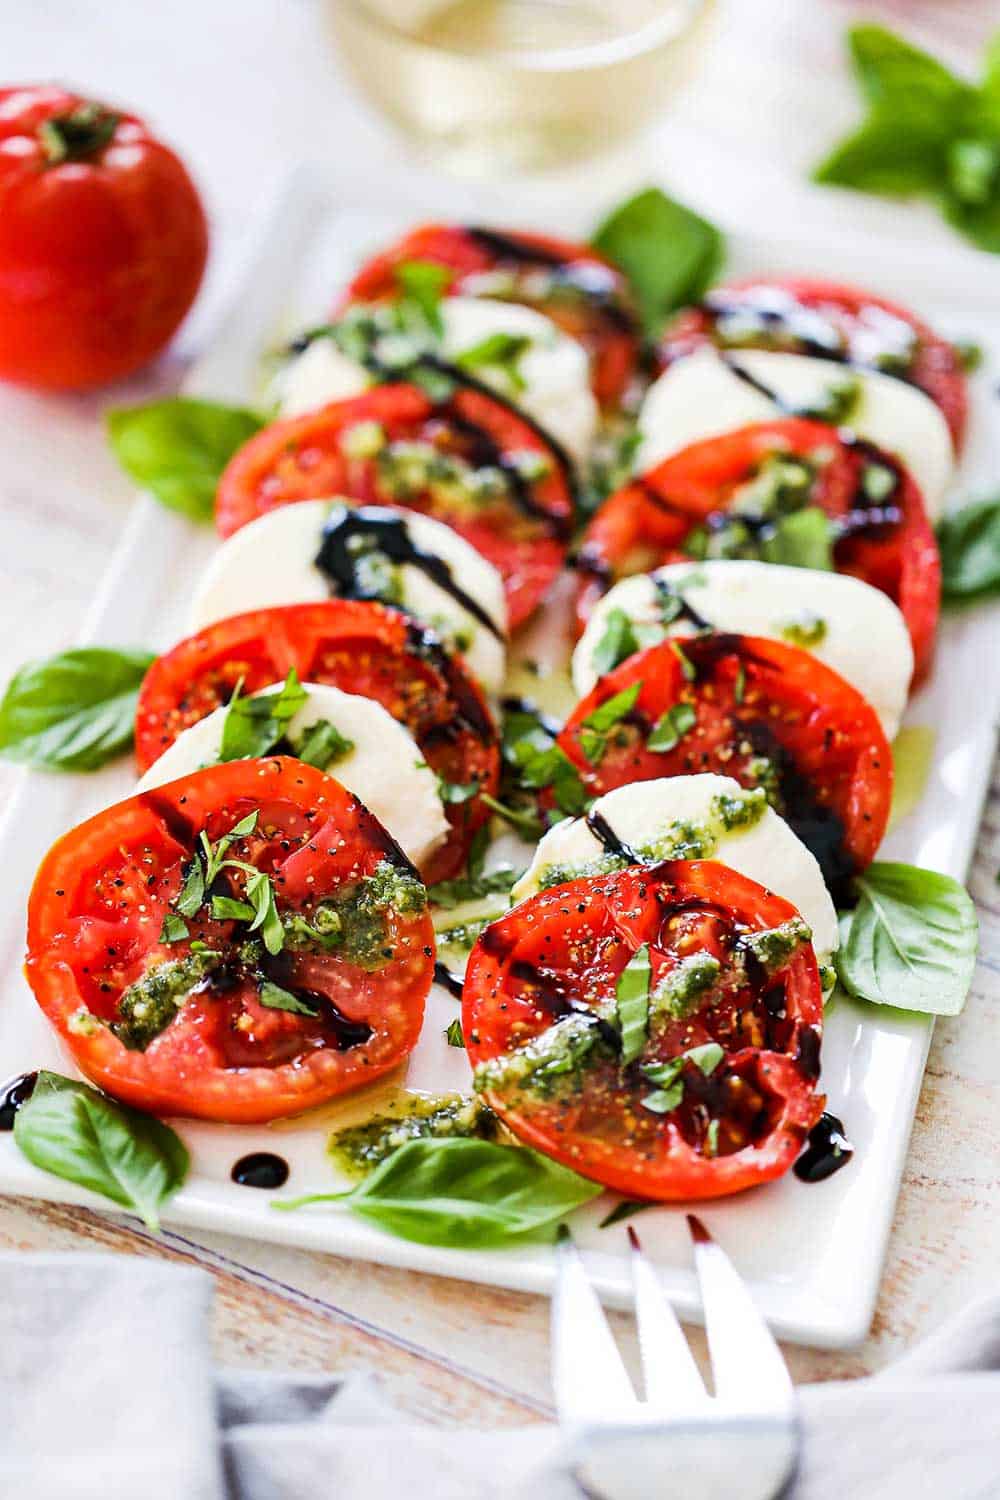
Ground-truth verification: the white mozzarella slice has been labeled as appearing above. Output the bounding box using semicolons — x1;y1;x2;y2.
272;297;598;460
636;346;953;521
512;773;839;964
137;681;450;871
188;498;508;695
573;559;913;739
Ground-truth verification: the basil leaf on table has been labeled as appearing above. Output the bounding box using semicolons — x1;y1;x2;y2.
937;498;1000;601
0;646;155;771
13;1072;189;1231
835;862;978;1017
592;187;724;335
107;398;264;522
275;1137;602;1248
813;25;1000;254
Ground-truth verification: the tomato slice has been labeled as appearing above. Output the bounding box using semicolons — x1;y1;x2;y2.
575;418;941;677
215;378;574;629
25;758;435;1123
134;600;500;885
344;222;640;408
463;861;823;1200
660;276;967;449
555;633;892;897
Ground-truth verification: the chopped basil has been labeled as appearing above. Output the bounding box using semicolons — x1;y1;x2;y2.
455;332;532;393
592;608;641;677
641;1040;723;1114
293;718;355;768
592;187;724;334
106;399;263;522
394;259;450;336
0;646;155;772
159;912;189;944
647;701;696;753
616;944;651;1066
779;613;828;648
436;774;481;805
445;1018;465;1048
218;670;307;762
259;978;319;1017
579;681;642;765
210;895;256;922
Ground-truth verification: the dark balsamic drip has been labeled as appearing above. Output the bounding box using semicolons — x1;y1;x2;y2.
704;290;844;363
0;1071;37;1130
403;619;495;744
315;505;503;642
433;961;465;999
412;354;578;524
231;1152;289;1190
834;433;905;540
464;226;637;335
794;1111;853;1183
571;546;613;583
740;719;855;903
139;792;198;849
585;810;642;864
500;695;563;739
795;1024;822;1082
718;351;792;411
654;577;712;633
202;954;374;1053
681;631;757;682
353;799;421;880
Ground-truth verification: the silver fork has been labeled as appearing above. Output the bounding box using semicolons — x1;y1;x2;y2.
550;1216;799;1500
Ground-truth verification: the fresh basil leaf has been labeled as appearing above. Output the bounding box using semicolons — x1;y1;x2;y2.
686;1041;724;1076
437;775;481;805
582;682;642;735
445;1018;465;1048
642;1081;684;1114
642;1056;684;1088
455;333;532;393
293;718;355;768
106;399;263;522
244;870;284;956
13;1071;188;1231
592;187;724;335
647;702;696;753
761;508;834;571
219;669;307;763
835;861;978;1016
211;895;255;922
259;979;318;1016
938;497;1000;599
394;260;450;337
616;943;651;1066
813;116;950;196
174;858;206;919
592;609;641;677
599;1199;654;1229
275;1137;602;1248
159;912;189;944
0;646;155;772
846;24;965;112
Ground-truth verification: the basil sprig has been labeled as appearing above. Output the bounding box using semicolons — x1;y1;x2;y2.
592;187;724;334
937;498;1000;601
579;682;642;765
219;670;307;762
275;1137;602;1248
836;862;978;1016
813;26;1000;254
107;398;264;522
13;1072;188;1231
0;646;154;772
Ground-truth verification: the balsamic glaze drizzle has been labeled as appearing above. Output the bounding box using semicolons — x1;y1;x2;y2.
794;1112;853;1183
0;1071;37;1130
403;620;495;745
464;227;637;335
315;505;503;641
584;810;642;865
654;577;712;633
231;1152;290;1190
433;962;465;999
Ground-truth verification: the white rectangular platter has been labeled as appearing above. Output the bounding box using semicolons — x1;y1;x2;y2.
0;177;997;1349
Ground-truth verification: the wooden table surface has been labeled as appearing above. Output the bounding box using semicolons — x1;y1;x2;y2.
1;0;999;1426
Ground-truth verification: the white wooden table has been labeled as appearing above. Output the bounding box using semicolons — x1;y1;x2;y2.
1;0;998;1422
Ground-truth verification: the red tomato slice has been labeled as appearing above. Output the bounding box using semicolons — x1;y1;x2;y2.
556;633;892;897
660;276;967;449
463;861;824;1201
134;600;500;885
25;758;435;1123
345;222;640;408
575;419;941;677
216;380;573;629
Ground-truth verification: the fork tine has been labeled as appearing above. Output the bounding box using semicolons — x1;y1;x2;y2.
628;1227;706;1410
687;1214;794;1410
551;1229;637;1425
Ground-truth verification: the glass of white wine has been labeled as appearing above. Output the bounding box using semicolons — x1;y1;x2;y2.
328;0;716;174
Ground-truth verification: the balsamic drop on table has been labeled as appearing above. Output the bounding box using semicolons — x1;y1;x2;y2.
794;1112;853;1184
231;1152;289;1190
433;962;464;999
0;1071;37;1130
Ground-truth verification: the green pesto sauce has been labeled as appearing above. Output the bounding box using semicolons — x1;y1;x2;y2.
329;1093;495;1176
650;952;722;1022
536;788;767;892
114;950;220;1052
742;916;812;974
779;613;828;648
473;1014;608;1099
376;439;507;516
283;861;427;972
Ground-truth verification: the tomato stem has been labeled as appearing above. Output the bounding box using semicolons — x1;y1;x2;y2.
38;103;119;165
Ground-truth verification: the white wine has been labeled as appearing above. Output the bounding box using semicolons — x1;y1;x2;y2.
329;0;715;173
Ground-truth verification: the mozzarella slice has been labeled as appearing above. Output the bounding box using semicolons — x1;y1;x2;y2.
637;346;953;521
189;498;508;695
573;559;913;739
273;297;598;460
513;773;839;964
137;681;450;871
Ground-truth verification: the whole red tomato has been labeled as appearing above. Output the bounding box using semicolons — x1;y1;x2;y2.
0;86;208;390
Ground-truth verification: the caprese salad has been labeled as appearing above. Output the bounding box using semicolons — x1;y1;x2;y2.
0;190;988;1246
